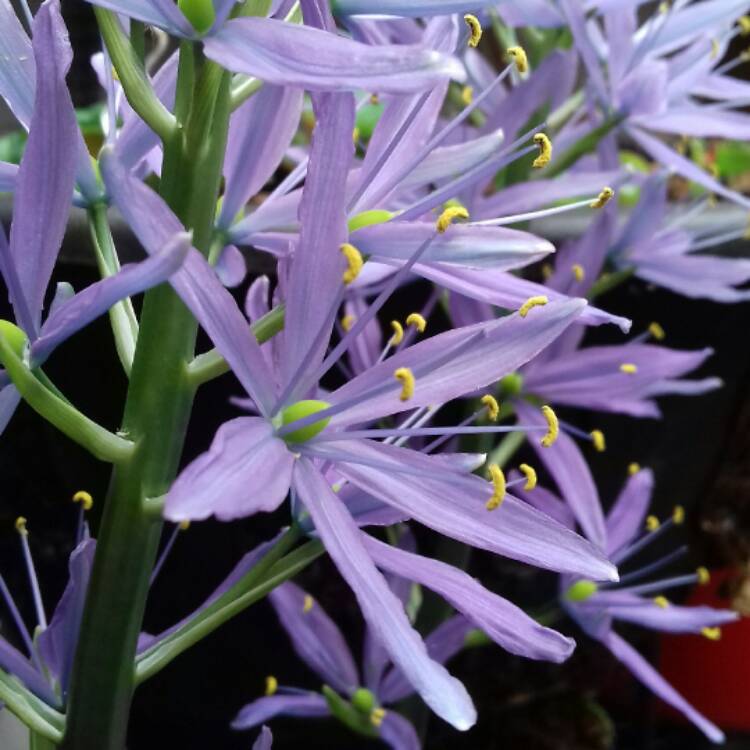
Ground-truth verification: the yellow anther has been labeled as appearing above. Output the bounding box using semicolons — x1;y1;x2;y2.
710;38;720;59
179;520;190;531
701;627;721;641
620;363;638;374
370;707;387;727
72;490;93;511
340;243;363;285
590;186;614;209
518;295;548;317
649;321;666;341
645;515;660;532
506;45;528;73
590;430;606;452
265;675;278;696
341;314;355;332
486;464;506;510
658;1;669;13
394;367;415;401
390;320;404;345
464;14;482;47
352;126;360;143
532;133;552;169
697;567;710;585
628;462;641;476
739;16;750;34
436;205;469;233
572;264;585;282
742;47;750;62
406;313;427;333
672;505;685;525
303;594;314;613
461;85;474;105
541;263;553;280
369;93;380;105
481;394;500;421
14;517;27;535
653;596;670;609
540;405;559;447
520;463;537;491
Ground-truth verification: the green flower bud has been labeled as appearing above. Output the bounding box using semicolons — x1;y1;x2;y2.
280;399;331;443
499;372;524;397
347;209;394;233
351;687;376;715
178;0;216;34
0;320;28;358
564;579;598;603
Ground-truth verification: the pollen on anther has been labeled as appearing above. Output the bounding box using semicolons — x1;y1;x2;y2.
506;45;528;73
406;313;427;333
436;205;469;233
370;707;387;727
464;14;482;47
645;515;660;532
73;490;93;511
620;363;638;374
390;320;404;346
520;463;537;491
590;430;606;452
701;627;721;641
481;394;500;421
461;85;474;105
532;133;552;169
628;462;641;475
14;517;27;535
265;675;278;696
540;405;559;447
653;596;670;609
352;127;360;143
394;368;415;401
341;314;355;332
739;15;750;35
303;594;314;614
649;321;666;340
590;186;614;209
672;505;685;525
710;38;720;59
179;520;190;531
697;566;710;585
486;464;506;510
340;243;363;285
572;264;585;282
518;295;548;317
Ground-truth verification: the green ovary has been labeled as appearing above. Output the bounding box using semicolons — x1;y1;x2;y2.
178;0;216;33
280;399;331;443
0;320;28;358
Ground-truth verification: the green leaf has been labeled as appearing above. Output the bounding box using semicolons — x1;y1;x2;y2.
0;669;64;743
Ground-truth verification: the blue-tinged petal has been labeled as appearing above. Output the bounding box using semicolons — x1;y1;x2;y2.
203;18;464;93
83;0;190;36
99;147;278;413
0;638;57;706
281;93;353;390
616;61;667;117
37;539;95;695
364;534;576;663
252;726;273;750
314;439;618;581
294;458;477;731
0;385;21;435
268;582;359;694
509;471;576;530
31;234;189;365
332;0;495;17
231;693;330;730
602;630;724;743
344;296;383;376
220;85;304;229
513;402;607;550
6;0;78;335
378;711;420;750
0;162;17;193
0;0;35;126
605;469;653;556
214;244;246;288
351;222;553;270
164;417;294;522
641;108;750;141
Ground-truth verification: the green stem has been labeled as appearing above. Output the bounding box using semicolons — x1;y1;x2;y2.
0;668;64;743
31;730;58;750
588;266;635;300
486;429;526;468
60;48;232;749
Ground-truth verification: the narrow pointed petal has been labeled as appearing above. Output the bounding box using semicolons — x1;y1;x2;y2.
83;0;190;36
0;638;57;706
333;0;495;17
253;726;273;750
378;711;420;750
0;161;17;192
602;630;725;743
31;234;189;365
511;474;576;529
268;582;359;694
605;469;654;556
0;0;35;126
164;417;293;522
204;18;464;93
0;385;21;435
364;535;576;663
37;540;95;695
231;693;329;730
294;459;477;731
317;439;618;581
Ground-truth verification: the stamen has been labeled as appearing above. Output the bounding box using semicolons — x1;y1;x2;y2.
628;462;641;475
710;38;720;59
370;94;379;105
540;405;559;447
436;206;469;233
341;315;355;332
572;264;585;282
352;127;360;144
265;675;278;696
672;505;685;525
486;464;506;510
620;363;638;374
370;707;387;727
614;545;688;586
649;322;665;340
532;133;552;169
519;463;537;490
0;574;35;657
590;429;606;452
697;566;710;585
15;518;47;630
506;46;528;73
73;490;93;510
739;16;750;35
653;595;670;608
464;14;482;47
518;295;548;317
590;186;614;208
646;515;660;532
150;521;190;586
461;85;473;105
701;627;721;641
406;313;427;334
481;394;500;421
303;594;314;613
541;263;553;280
394;367;415;401
73;490;93;545
340;243;363;285
179;520;190;530
390;320;404;346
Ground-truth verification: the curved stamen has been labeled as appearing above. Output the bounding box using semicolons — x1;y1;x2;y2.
15;518;47;630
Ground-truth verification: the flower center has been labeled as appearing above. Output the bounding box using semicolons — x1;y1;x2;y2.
177;0;215;34
564;579;598;603
279;399;331;443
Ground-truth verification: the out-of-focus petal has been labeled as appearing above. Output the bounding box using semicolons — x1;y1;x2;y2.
252;726;273;750
231;693;330;730
605;469;654;556
378;711;420;750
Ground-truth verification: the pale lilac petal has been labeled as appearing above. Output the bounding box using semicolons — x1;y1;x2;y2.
37;539;95;695
364;535;576;663
641;108;750;141
378;711;420;750
252;726;273;750
0;161;17;192
214;244;246;288
510;471;575;529
245;276;271;323
294;459;477;731
333;0;496;16
204;18;464;93
231;693;329;730
605;469;653;556
0;385;21;435
344;295;382;376
84;0;190;36
268;582;359;694
0;638;56;706
164;417;294;522
602;630;724;743
558;0;608;102
616;62;667;117
0;0;35;126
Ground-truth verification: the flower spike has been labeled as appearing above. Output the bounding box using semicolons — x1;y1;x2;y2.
590;186;614;208
436;205;469;233
464;14;482;47
532;133;552;169
340;243;363;285
394;367;415;401
481;394;499;421
506;46;528;74
518;295;548;317
486;464;506;510
540;405;559;447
